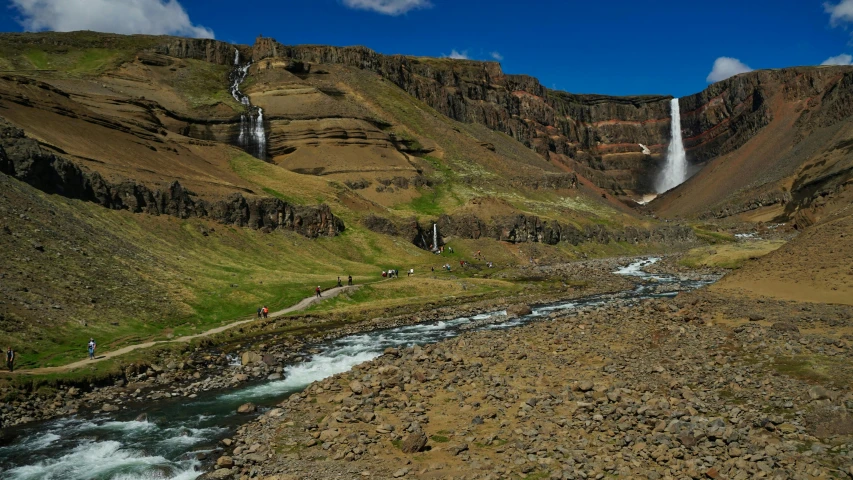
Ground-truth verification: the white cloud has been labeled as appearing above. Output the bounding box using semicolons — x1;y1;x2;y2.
822;53;853;65
447;49;469;60
706;57;753;83
490;51;503;61
10;0;214;38
825;0;853;26
342;0;431;15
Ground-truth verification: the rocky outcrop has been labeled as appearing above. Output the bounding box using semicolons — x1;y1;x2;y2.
433;213;695;246
0;121;343;237
365;211;694;247
152;38;246;66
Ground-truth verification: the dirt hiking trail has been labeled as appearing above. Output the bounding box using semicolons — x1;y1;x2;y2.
4;285;360;376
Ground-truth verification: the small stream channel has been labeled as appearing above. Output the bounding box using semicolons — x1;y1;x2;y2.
0;258;717;479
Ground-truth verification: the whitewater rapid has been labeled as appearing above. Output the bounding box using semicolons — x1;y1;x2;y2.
0;258;716;480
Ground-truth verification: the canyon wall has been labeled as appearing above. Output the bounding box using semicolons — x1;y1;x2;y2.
246;39;853;198
147;37;853;201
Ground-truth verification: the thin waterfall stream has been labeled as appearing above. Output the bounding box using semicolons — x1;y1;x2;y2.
0;259;718;480
229;49;267;161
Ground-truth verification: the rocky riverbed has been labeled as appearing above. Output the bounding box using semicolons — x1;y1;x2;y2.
0;256;665;429
217;291;853;480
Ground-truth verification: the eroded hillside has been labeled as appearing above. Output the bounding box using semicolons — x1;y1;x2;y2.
0;32;686;367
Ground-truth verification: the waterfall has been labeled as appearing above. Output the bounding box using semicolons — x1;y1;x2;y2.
229;48;267;160
656;98;688;193
433;223;438;251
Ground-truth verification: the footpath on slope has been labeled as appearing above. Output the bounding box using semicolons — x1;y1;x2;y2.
3;285;361;376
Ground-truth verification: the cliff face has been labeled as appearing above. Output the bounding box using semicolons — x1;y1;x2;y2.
654;66;853;222
363;212;695;247
243;38;853;200
680;67;853;163
249;39;673;196
151;38;248;66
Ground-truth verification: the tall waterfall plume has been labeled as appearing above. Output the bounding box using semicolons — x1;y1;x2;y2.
433;223;438;251
656;98;688;193
229;49;267;161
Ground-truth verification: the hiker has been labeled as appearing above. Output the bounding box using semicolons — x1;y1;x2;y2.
88;338;96;360
257;307;262;319
262;306;269;318
348;275;353;286
337;277;342;287
6;347;14;372
316;285;322;298
382;270;387;278
431;266;435;272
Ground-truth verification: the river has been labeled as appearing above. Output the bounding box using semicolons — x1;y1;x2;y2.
0;258;716;479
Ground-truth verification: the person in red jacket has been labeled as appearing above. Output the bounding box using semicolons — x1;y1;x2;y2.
315;286;322;297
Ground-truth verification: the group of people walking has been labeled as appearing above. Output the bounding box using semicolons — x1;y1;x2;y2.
257;306;269;318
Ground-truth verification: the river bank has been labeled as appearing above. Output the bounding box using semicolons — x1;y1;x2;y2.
0;256;696;429
221;289;853;480
0;256;722;479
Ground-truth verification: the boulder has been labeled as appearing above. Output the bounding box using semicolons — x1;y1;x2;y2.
216;456;234;468
771;322;799;334
101;404;119;412
241;352;263;366
400;431;427;453
809;386;832;401
237;403;257;414
506;304;533;317
349;380;364;394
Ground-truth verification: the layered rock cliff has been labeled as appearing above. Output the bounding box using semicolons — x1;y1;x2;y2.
0;121;343;237
248;39;673;196
245;38;853;200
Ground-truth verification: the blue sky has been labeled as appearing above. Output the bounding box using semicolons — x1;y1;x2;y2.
3;0;853;97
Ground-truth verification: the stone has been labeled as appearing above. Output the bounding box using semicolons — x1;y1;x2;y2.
376;424;394;433
216;456;234;468
771;322;799;334
237;403;257;414
400;431;428;453
350;380;364;394
241;352;263;366
809;386;831;401
506;304;533;317
449;443;469;455
392;468;409;478
101;404;119;412
202;469;235;479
